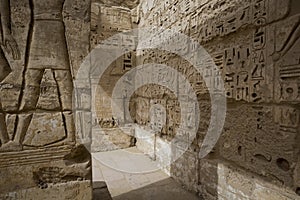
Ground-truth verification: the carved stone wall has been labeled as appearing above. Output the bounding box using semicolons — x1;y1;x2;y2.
0;0;92;198
90;1;136;152
133;0;300;199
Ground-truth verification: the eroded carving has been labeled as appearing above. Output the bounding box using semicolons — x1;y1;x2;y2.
134;0;300;197
0;0;92;197
0;0;20;147
0;0;74;151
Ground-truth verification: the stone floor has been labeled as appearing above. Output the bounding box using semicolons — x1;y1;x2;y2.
92;147;201;200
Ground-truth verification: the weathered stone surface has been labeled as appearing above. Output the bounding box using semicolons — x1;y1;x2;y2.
92;127;135;152
130;0;300;198
90;1;137;153
0;181;92;200
6;0;295;198
216;161;300;200
23;113;66;147
217;104;299;188
0;0;92;197
0;144;91;193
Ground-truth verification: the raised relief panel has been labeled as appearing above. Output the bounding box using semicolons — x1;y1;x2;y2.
237;5;252;28
224;14;238;35
274;17;299;54
217;20;272;103
279;81;300;102
274;15;300;103
8;0;75;151
252;0;268;23
134;0;299;196
0;83;21;112
0;0;24;149
274;106;299;128
222;60;247;102
253;22;267;50
236;71;250;101
251;50;265;81
5;114;17;141
224;47;236;69
0;0;29;113
0;0;92;196
36;69;61;110
23;113;66;147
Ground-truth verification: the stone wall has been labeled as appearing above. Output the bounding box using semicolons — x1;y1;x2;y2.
0;0;92;198
132;0;300;199
90;1;136;152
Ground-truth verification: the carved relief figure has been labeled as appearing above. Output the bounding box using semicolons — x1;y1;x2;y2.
0;0;73;151
273;16;300;61
0;0;20;146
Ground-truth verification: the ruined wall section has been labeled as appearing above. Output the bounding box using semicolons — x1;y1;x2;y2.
136;0;300;199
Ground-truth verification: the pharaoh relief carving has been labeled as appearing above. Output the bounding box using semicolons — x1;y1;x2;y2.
0;0;20;148
0;0;75;152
